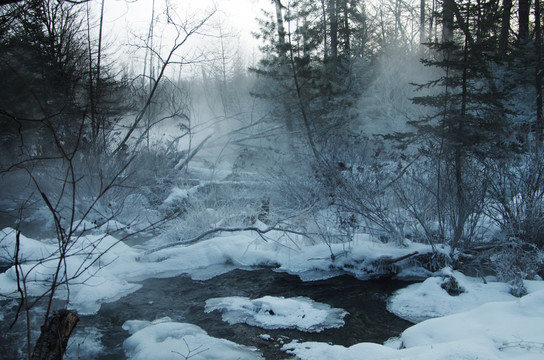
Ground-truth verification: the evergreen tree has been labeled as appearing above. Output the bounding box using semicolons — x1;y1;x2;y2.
252;0;368;157
407;0;510;251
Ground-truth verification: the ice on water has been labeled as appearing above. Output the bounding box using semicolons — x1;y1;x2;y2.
205;295;348;332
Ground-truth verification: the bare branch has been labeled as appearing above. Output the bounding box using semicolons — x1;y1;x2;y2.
113;9;216;155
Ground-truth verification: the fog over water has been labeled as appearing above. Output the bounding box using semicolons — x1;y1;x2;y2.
1;0;544;359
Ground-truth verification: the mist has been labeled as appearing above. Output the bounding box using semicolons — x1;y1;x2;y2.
1;0;544;359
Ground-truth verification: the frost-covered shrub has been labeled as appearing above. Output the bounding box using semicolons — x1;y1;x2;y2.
485;153;544;248
455;237;543;292
128;149;186;208
159;202;223;244
490;239;543;283
321;136;410;244
158;180;269;244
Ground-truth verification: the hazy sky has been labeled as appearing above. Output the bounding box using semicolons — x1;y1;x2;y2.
98;0;268;75
104;0;264;28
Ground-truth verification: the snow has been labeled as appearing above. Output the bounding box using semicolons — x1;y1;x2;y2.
387;268;522;323
0;228;52;263
205;295;348;332
285;290;544;360
122;317;263;360
284;269;544;359
139;233;438;282
2;226;427;314
0;227;142;315
162;186;190;205
1;226;543;359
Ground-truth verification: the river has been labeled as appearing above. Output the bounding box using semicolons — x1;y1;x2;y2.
70;267;414;359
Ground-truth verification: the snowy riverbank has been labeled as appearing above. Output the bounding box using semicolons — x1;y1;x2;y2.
1;226;543;359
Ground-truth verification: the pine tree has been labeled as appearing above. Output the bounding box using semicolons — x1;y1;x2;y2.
408;0;510;251
252;0;368;156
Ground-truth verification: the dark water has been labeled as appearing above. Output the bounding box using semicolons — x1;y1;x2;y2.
72;268;413;360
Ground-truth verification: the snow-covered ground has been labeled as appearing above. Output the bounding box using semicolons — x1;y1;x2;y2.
286;288;544;360
0;225;436;313
1;225;544;359
388;267;520;323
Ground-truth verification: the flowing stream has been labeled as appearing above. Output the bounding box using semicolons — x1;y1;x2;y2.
70;267;413;359
0;217;415;359
2;182;414;358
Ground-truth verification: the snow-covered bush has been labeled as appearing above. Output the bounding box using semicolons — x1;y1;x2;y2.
485;152;544;248
320;136;410;244
490;239;543;296
157;178;271;245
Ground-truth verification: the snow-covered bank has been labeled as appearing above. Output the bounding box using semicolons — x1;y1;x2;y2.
283;268;544;359
0;226;436;314
285;289;544;360
139;229;441;282
2;226;544;360
388;267;524;323
122;317;263;360
0;228;142;314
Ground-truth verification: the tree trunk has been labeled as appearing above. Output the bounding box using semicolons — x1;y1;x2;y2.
343;0;350;53
329;0;338;61
32;310;79;360
321;0;328;59
96;0;105;144
429;0;436;43
274;0;286;53
420;0;426;47
442;0;454;43
499;0;512;55
519;0;530;41
453;34;469;253
536;0;543;140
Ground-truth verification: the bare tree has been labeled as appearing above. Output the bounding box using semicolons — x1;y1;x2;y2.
420;0;426;48
329;0;338;63
113;5;216;155
535;0;543;137
1;109;137;359
0;2;217;359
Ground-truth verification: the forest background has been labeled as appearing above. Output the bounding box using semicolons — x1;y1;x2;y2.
1;0;543;358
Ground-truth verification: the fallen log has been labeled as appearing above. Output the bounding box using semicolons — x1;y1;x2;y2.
377;251;420;266
364;251;420;276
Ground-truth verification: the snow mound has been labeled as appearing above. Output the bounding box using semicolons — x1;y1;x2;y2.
205;295;348;332
122;317;263;360
285;289;544;360
0;227;142;314
387;268;544;323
